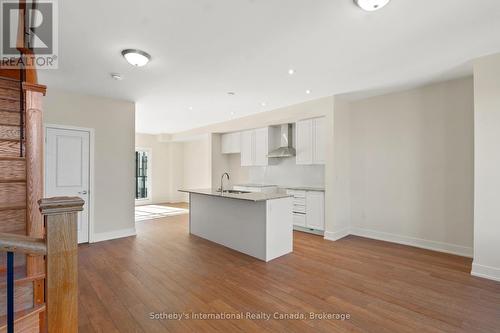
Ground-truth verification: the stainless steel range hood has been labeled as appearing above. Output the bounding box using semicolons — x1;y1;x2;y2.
268;124;296;158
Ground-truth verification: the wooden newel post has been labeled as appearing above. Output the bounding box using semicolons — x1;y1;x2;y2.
39;197;85;333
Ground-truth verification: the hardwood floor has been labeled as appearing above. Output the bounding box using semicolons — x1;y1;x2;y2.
78;207;500;333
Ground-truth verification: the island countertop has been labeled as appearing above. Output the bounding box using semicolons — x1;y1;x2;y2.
179;189;292;202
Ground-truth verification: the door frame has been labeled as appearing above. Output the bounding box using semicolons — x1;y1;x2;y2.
44;123;96;243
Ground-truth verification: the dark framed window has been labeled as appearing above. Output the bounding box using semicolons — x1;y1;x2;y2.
135;150;150;200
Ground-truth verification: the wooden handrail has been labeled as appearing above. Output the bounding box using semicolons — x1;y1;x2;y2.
0;232;46;255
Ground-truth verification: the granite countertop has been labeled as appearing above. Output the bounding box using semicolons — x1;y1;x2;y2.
179;189;292;202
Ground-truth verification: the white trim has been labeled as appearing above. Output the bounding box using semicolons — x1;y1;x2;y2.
93;228;137;243
471;262;500;282
135;147;153;205
349;227;473;258
324;228;350;241
43;123;95;244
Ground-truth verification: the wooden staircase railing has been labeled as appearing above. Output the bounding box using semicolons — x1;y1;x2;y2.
0;197;84;333
0;1;85;332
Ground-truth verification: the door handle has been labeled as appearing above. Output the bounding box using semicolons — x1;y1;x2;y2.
78;190;88;195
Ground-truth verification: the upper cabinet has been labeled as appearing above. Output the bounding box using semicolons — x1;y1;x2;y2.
240;130;254;166
221;132;241;154
240;127;274;167
296;117;326;165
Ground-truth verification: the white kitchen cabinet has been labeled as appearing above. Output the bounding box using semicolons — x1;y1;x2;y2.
254;127;269;166
240;130;254;166
287;189;325;231
313;117;326;164
296;117;326;165
295;120;313;165
305;191;325;230
239;127;275;167
221;132;241;154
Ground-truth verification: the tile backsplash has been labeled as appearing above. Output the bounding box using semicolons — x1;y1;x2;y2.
247;157;324;187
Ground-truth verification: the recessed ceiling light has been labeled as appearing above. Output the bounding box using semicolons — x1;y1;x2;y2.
261;102;267;107
121;49;151;67
306;90;311;94
288;69;295;75
110;73;123;80
188;106;193;110
354;0;391;11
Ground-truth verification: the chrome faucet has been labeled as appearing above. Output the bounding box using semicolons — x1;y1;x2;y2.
220;172;230;194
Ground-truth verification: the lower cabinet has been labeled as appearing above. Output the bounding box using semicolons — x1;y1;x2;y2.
305;191;325;230
287;190;325;231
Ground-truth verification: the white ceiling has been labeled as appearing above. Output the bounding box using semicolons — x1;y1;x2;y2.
39;0;500;134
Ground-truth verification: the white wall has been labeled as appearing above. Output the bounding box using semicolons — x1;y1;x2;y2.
135;134;184;204
345;77;474;256
44;89;136;242
472;53;500;281
182;136;212;201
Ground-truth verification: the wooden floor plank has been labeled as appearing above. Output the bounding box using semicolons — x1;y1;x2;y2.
78;204;500;333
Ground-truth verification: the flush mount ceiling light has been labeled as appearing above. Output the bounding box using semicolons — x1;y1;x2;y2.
121;49;151;67
354;0;391;11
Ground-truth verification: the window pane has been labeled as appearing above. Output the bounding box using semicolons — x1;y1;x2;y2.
135;150;149;200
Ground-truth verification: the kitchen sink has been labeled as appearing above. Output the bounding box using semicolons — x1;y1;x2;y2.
218;189;251;194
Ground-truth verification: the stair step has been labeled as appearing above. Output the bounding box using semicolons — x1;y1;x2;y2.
0;202;26;211
0;111;21;126
0;98;21;112
0;156;26;181
0;89;21;101
0;183;26;206
0;273;45;290
0;252;26;273
0;125;21;141
0;208;26;234
0;139;22;157
0;304;45;333
0;78;20;90
0;276;34;317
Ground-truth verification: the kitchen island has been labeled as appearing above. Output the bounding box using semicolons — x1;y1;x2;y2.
179;189;293;262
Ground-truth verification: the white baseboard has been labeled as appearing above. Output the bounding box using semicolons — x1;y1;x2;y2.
92;227;137;243
471;262;500;282
324;228;350;241
350;227;473;258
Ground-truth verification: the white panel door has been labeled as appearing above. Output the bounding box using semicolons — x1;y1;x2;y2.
240;130;254;166
313;117;326;165
254;128;269;166
295;119;313;165
305;191;325;231
46;127;90;243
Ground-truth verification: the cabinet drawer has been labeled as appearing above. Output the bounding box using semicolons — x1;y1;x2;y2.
293;197;306;206
293;213;306;227
293;204;306;213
